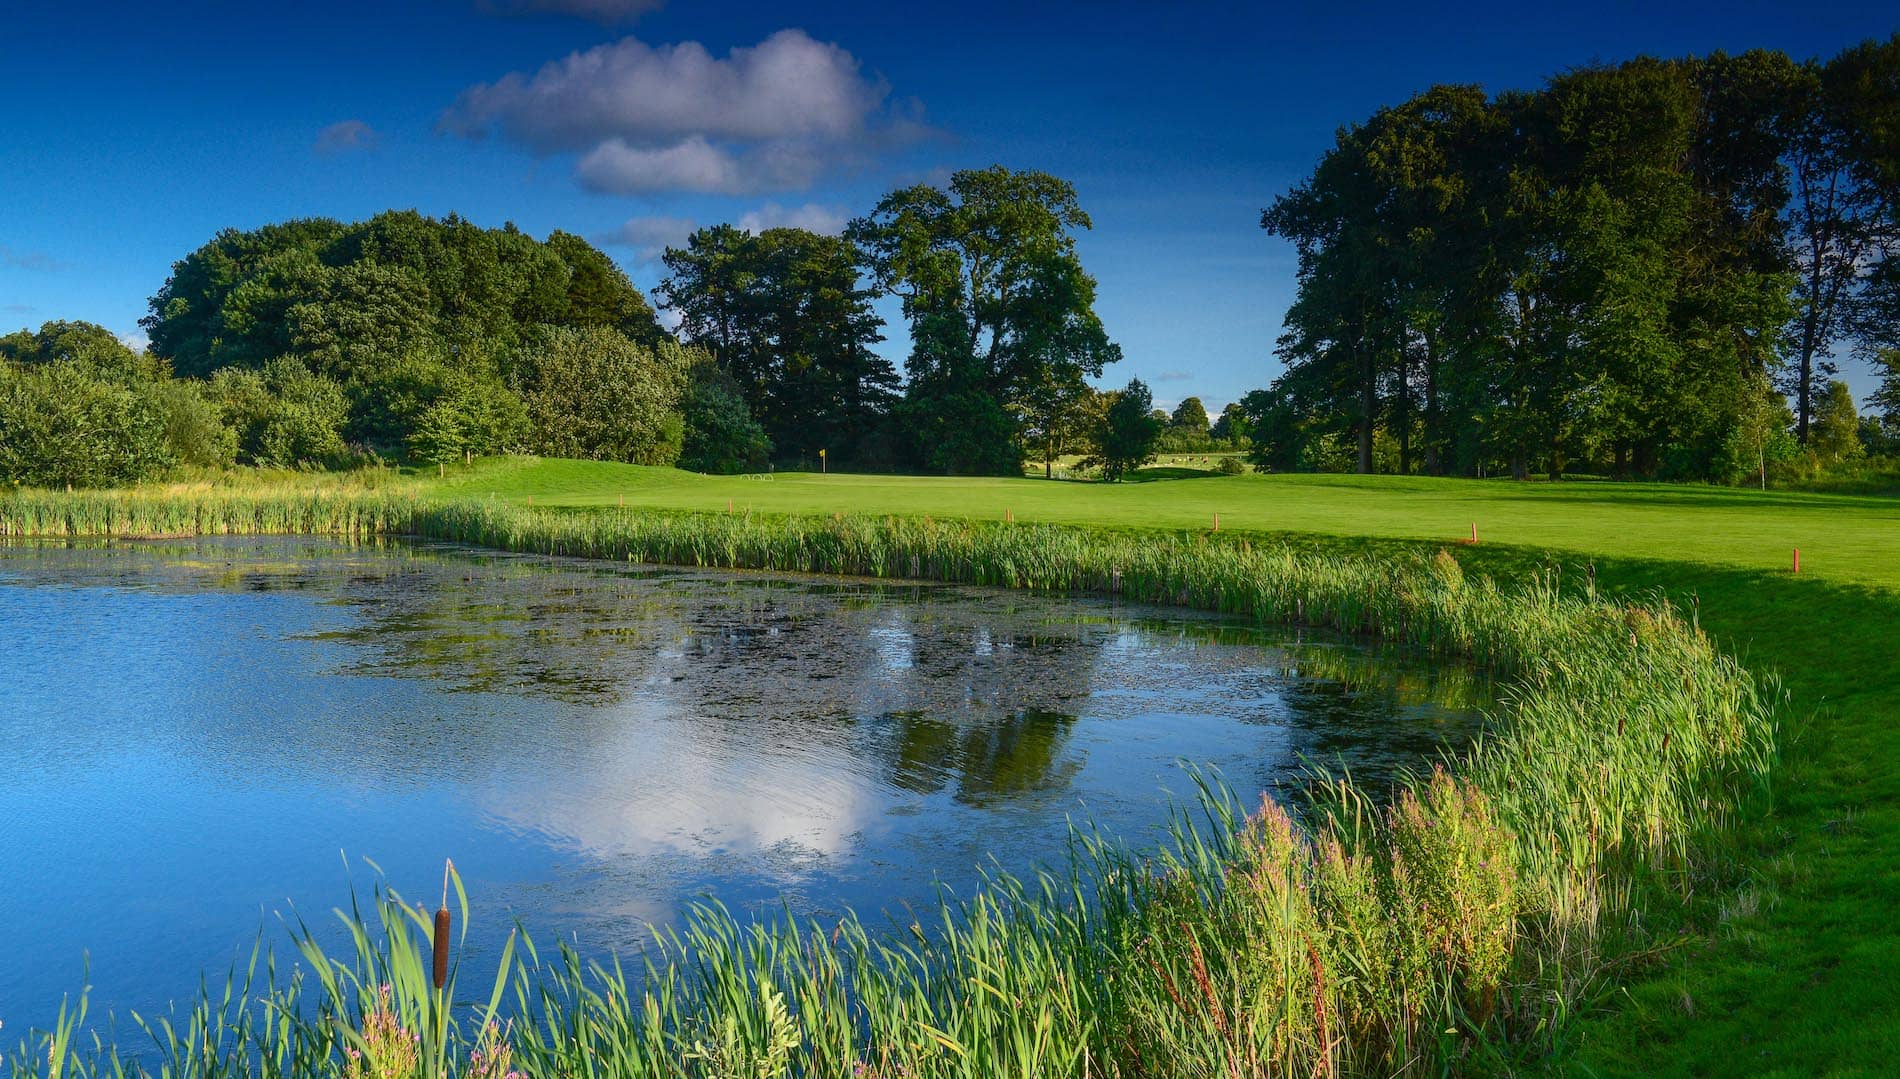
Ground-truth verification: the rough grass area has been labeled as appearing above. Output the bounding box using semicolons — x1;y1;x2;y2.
3;470;1833;1075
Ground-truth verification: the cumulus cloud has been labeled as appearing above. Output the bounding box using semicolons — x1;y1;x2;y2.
442;29;931;194
116;329;150;353
736;201;849;236
578;136;746;195
600;214;697;261
482;0;664;23
314;119;379;155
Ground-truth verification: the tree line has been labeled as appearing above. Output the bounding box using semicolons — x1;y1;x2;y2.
4;168;1158;487
1247;38;1900;482
3;213;710;486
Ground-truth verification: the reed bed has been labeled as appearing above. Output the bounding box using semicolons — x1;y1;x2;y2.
1;492;1779;1077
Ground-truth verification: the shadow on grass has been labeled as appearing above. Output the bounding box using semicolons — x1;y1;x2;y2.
1122;467;1227;483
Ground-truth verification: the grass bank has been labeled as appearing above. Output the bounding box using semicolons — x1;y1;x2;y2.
3;489;1777;1077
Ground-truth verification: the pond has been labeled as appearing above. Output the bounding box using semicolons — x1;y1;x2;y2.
0;537;1491;1032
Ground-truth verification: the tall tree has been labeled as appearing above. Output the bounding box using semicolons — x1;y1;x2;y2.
1090;379;1164;481
1783;37;1900;441
1210;401;1251;444
544;229;666;345
1170;396;1210;432
661;226;892;464
1258;49;1840;482
850;167;1121;473
1020;368;1099;478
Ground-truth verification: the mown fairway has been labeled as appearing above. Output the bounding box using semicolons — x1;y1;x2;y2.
423;457;1899;1075
438;458;1900;589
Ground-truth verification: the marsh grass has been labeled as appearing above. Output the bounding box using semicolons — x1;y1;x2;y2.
1;493;1779;1077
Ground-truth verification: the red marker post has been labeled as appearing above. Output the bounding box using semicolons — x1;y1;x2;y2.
1793;547;1800;574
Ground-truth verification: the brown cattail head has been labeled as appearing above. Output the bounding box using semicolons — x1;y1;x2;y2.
433;905;451;990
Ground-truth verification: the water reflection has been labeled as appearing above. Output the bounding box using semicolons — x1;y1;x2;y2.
0;537;1491;1033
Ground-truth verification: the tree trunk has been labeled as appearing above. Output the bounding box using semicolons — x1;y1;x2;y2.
1422;329;1441;475
1359;344;1376;474
1396;334;1412;475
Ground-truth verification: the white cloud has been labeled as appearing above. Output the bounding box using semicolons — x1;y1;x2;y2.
578;136;745;195
441;29;930;194
314;119;379;155
600;214;697;261
443;30;884;150
1155;370;1193;382
116;329;150;353
483;0;663;23
736;201;849;236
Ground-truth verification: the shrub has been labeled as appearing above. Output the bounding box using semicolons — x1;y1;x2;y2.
147;378;238;468
679;365;771;474
0;361;173;487
509;326;688;465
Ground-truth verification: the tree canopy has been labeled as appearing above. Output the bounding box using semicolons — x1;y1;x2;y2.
131;212;673;464
1256;40;1900;481
1088;379;1164;481
661;225;893;465
849;166;1122;473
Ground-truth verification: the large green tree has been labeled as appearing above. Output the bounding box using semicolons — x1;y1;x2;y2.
1170;396;1210;432
661;226;893;464
142;212;666;458
849;167;1122;474
1782;37;1900;441
1089;378;1164;481
507;326;689;465
1257;47;1847;482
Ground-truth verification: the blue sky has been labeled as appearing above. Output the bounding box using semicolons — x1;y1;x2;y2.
2;0;1896;411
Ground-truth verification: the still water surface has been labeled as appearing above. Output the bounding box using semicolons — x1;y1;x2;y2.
0;538;1489;1031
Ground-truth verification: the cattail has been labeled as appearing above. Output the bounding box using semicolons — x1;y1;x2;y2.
434;860;453;990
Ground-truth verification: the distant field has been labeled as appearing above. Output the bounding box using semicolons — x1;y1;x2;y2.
430;456;1900;591
1019;450;1249;480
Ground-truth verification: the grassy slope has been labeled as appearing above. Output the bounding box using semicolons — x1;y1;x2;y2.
428;457;1898;1075
439;458;1900;588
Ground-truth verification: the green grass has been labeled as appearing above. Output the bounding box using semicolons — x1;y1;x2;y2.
5;457;1896;1075
431;457;1900;590
427;457;1900;1074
